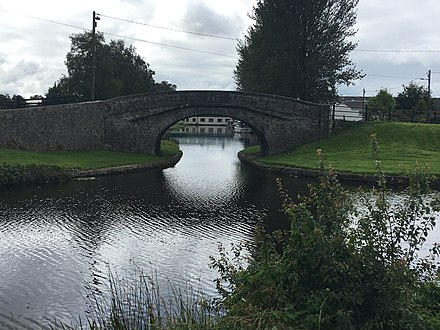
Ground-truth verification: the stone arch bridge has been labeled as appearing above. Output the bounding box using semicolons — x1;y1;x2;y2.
0;91;330;156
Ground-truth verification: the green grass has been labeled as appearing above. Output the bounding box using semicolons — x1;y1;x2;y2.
252;122;440;175
0;140;180;171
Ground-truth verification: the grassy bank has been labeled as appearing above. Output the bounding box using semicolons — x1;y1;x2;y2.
0;140;180;188
52;155;440;330
248;122;440;175
0;140;179;170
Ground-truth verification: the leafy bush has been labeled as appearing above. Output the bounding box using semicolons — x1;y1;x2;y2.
211;137;440;329
0;163;27;187
0;163;71;189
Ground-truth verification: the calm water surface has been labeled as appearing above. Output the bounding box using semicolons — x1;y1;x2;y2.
0;135;310;328
0;134;438;329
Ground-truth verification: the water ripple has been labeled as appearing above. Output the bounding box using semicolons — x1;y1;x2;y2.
2;135;436;328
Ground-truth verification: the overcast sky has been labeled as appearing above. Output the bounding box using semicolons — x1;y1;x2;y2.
1;0;439;99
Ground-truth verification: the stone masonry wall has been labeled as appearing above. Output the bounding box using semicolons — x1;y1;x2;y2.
102;91;330;155
0;102;107;151
0;91;330;155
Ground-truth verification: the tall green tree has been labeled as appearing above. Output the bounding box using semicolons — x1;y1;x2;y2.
47;32;176;101
234;0;363;103
367;88;395;120
0;93;23;109
0;94;12;108
396;82;430;111
395;82;431;122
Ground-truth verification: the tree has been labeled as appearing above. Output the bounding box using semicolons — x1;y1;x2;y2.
396;82;430;110
0;93;24;109
0;93;12;108
395;82;431;122
47;32;176;101
367;88;395;120
155;81;177;92
234;0;363;103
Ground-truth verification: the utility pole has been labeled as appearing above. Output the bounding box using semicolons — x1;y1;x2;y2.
362;88;366;120
91;11;100;101
421;70;431;108
427;69;431;109
362;88;366;110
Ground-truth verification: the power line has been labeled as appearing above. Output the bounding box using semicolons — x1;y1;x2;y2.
0;8;86;30
103;31;236;58
98;13;238;41
0;8;236;58
3;8;439;60
364;72;427;82
365;73;420;80
387;73;428;90
354;49;440;53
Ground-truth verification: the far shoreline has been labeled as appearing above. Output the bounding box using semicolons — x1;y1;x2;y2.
238;151;440;190
68;151;183;178
0;150;183;190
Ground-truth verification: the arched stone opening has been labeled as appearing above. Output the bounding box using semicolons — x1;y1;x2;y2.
153;110;270;156
102;91;330;156
0;91;329;154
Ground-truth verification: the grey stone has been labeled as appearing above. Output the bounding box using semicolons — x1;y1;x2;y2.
0;91;330;155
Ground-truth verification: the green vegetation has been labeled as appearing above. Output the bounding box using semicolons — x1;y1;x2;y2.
54;137;440;329
0;140;179;170
47;31;176;101
0;140;180;188
251;122;440;175
367;88;395;120
235;0;362;103
211;142;440;329
50;268;222;330
0;164;71;188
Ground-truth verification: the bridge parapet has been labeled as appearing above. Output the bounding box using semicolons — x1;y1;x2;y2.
0;91;330;155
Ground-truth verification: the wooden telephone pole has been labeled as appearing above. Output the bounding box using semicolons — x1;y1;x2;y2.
91;11;100;101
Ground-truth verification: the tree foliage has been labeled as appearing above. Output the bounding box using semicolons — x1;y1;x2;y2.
211;140;440;329
234;0;363;103
0;94;12;108
47;32;176;101
367;88;395;120
396;82;430;111
394;82;433;122
0;93;23;109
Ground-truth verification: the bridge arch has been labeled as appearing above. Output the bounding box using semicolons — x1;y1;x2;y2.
103;91;330;156
0;91;330;155
153;107;270;155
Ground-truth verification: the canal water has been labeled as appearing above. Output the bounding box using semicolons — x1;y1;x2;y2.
0;134;438;329
0;134;309;328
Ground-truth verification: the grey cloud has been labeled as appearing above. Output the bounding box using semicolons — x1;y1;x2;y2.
1;60;41;84
180;0;244;38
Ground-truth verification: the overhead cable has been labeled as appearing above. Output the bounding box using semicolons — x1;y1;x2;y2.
355;49;440;53
103;31;236;58
98;13;238;41
0;8;236;58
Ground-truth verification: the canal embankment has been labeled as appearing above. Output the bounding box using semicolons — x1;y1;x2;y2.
0;140;182;189
68;150;183;178
238;122;440;189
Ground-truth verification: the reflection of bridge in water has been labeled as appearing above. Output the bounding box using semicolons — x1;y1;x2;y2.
0;91;330;156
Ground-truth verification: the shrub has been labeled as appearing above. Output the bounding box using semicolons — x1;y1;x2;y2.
211;138;440;329
0;163;71;189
